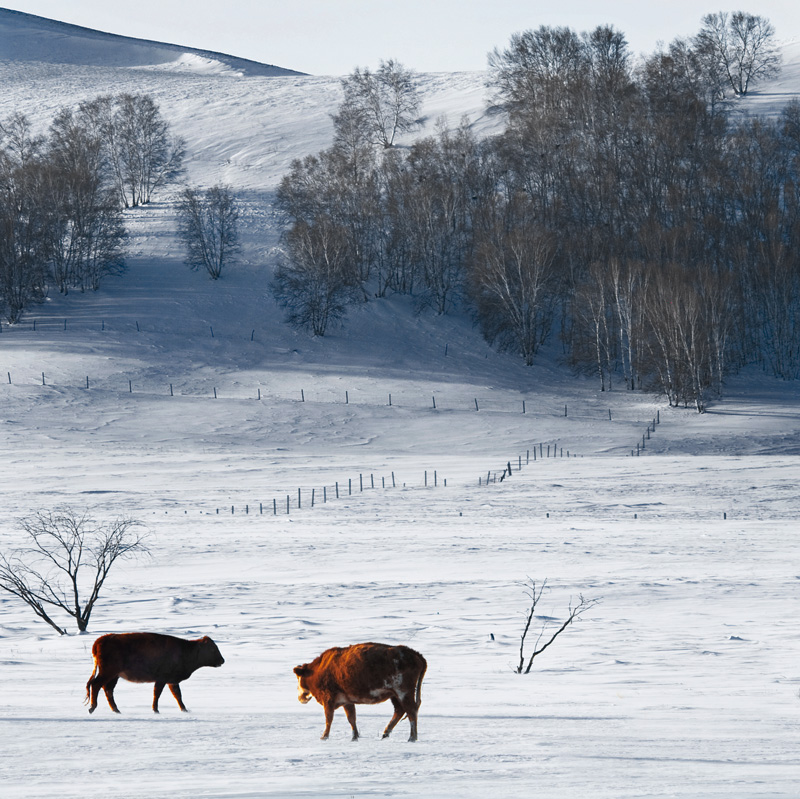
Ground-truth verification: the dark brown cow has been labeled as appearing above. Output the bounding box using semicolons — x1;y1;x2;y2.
293;642;427;741
86;632;224;714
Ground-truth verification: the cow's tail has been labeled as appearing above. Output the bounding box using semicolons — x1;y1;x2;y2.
85;656;98;705
414;654;427;707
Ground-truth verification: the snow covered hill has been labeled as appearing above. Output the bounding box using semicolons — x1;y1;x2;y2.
1;11;800;799
0;7;304;75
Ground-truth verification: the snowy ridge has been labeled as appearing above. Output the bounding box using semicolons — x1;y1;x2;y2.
0;7;304;76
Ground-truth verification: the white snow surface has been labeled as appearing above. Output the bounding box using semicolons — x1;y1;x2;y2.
1;12;799;799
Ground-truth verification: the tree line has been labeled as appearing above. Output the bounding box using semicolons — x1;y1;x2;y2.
273;12;798;411
0;93;185;322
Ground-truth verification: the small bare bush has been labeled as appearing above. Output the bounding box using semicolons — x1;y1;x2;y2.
0;508;148;635
516;578;598;674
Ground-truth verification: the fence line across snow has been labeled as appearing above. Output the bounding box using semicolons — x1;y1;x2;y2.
1;370;653;423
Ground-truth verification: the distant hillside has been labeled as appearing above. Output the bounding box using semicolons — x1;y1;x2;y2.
0;7;305;76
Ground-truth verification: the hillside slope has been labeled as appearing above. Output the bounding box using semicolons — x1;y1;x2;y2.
0;7;304;75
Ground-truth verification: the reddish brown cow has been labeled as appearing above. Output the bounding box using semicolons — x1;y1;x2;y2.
86;632;224;714
293;642;427;741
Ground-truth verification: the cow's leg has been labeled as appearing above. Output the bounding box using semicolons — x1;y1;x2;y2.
87;673;104;714
152;682;166;713
404;703;419;741
382;697;406;739
343;703;359;741
405;707;419;742
399;696;420;741
168;683;188;712
321;702;335;740
102;676;121;714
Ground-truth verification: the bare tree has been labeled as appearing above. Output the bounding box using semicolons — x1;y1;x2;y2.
46;105;126;293
177;185;240;279
516;578;598;674
695;11;781;96
82;93;184;208
271;216;356;336
403;123;480;315
340;60;421;148
0;509;148;635
0;121;49;322
488;25;588;117
471;198;557;365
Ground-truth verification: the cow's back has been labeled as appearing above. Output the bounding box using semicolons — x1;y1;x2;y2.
93;632;189;683
321;642;425;695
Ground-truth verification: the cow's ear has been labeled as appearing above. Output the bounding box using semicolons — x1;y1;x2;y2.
293;665;309;677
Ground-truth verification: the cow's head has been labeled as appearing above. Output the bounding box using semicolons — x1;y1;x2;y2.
293;665;313;703
200;636;225;668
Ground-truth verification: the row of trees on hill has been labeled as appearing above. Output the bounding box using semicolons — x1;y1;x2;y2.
0;94;184;321
273;12;798;411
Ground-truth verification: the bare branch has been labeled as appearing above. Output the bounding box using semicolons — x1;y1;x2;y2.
516;578;599;674
0;508;148;634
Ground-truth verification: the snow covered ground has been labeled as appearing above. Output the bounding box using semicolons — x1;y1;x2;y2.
1;10;799;798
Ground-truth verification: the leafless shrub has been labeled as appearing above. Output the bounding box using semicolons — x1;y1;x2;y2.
0;508;148;635
516;578;598;674
177;184;240;280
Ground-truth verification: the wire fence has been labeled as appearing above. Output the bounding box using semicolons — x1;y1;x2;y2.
1;367;657;425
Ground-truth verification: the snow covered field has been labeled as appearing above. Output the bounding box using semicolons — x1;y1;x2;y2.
1;10;800;798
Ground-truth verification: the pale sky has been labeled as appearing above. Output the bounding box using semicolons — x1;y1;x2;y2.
2;1;799;75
